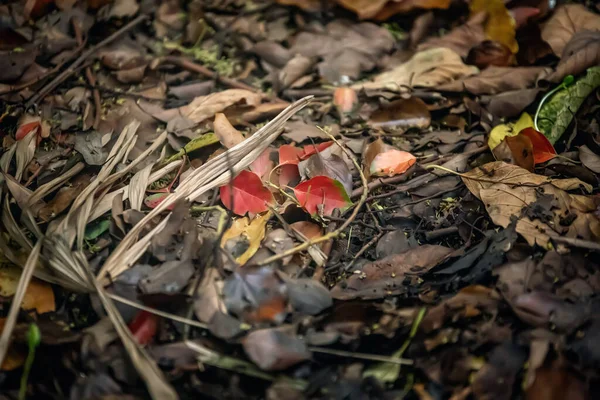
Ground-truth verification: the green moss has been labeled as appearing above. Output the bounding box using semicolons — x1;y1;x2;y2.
164;41;236;77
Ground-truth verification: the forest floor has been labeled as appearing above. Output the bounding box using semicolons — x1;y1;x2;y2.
0;0;600;399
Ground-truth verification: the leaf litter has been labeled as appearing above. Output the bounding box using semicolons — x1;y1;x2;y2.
0;1;600;399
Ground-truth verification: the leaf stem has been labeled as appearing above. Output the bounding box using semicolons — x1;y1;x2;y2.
19;324;41;400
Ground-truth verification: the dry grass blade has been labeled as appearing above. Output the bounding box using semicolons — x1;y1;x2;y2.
128;164;153;211
96;96;314;282
15;131;36;182
0;240;41;367
44;238;178;400
27;162;85;209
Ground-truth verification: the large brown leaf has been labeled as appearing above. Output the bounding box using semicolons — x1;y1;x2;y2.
354;47;478;91
335;0;450;21
330;245;454;300
438;66;550;95
462;162;599;247
418;12;487;58
545;31;600;82
541;4;600;57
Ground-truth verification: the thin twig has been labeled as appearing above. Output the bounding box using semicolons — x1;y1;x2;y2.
257;131;369;267
26;15;147;107
309;346;413;365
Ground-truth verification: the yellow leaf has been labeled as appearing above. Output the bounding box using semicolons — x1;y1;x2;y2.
488;112;534;150
0;265;55;314
470;0;518;54
221;212;272;265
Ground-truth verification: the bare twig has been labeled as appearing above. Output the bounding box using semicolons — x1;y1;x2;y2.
26;15;147;107
309;347;413;365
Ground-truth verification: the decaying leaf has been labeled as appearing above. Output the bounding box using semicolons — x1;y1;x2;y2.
242;328;310;371
214;113;245;149
330;245;454;300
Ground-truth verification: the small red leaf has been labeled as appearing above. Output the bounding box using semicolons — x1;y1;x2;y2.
519;127;556;164
250;148;275;179
293;176;352;216
279;164;300;188
15;121;40;141
301;142;333;160
333;87;358;113
144;193;174;210
279;145;303;165
128;311;159;345
220;170;274;216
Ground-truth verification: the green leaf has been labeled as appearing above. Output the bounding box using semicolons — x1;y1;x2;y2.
163;133;220;164
538;66;600;144
84;219;110;240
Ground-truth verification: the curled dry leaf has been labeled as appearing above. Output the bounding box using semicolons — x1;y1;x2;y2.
220;170;274;216
293;176;352;217
353;47;479;91
330;245;454;300
540;4;600;57
298;150;353;197
363;138;416;179
221;212;271;266
213;113;244;149
369;97;431;129
579;145;600;174
333;87;358;114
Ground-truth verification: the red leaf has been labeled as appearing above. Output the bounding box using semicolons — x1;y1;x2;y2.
333;87;358;113
15;121;40;141
144;193;174;210
279;145;303;165
519;127;556;164
250;148;275;179
220;170;274;216
128;311;159;345
293;176;352;216
301;141;334;160
279;164;300;188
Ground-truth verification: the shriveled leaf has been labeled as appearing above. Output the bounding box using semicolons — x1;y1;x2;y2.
354;47;478;91
538;66;600;144
0;264;55;314
540;4;600;57
293;176;352;217
221;212;271;265
193;268;226;323
369;97;431;129
330;245;454;300
579;145;600;173
213;113;244;149
220;170;274;216
466;40;513;69
242;328;310;371
546;31;600;82
470;0;518;53
286;278;332;315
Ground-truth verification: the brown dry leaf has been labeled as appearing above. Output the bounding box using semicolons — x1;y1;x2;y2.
579;145;600;173
466;40;513;69
462;162;599;247
482;88;542;118
541;4;600;57
526;364;588;400
369;97;431;129
278;55;314;89
193;268;226;324
336;0;451;21
354;47;479;91
213;113;244;149
242;328;311;371
438;66;550;95
274;0;322;12
418;12;487;58
545;31;600;83
492;134;534;172
221;212;271;266
0;264;55;314
330;245;454;300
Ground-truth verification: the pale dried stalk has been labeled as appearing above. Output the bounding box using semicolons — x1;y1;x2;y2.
27;162;85;209
96;96;313;281
128;164;153;211
0;241;41;367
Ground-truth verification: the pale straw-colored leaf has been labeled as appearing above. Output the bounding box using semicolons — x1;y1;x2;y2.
128;164;153;211
15;130;36;182
2;197;33;251
27;162;85;211
0;142;17;173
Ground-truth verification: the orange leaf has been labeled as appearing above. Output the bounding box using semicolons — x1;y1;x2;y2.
333;87;358;113
0;265;55;314
279;145;303;165
220;170;274;216
301;142;333;160
370;149;417;177
519;127;557;164
505;134;534;171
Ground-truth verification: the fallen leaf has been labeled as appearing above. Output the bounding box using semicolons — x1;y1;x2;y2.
278;55;314;89
249;148;275;181
144;193;175;210
545;31;600;82
482;88;542;118
0;318;26;371
0;48;37;83
520;128;557;164
364;139;416;178
293;176;352;217
213;113;244;149
369;97;431;129
492;134;534;171
279;145;304;166
540;4;600;57
579;145;600;173
301;142;334;160
466;40;513;69
330;245;454;300
336;0;450;21
418;12;487;58
438;66;550;94
221;212;271;265
274;0;321;12
470;0;518;53
283;121;336;142
353;47;479;91
220;170;275;216
298;151;353;197
242;328;310;371
0;264;55;314
526;364;588;400
333;87;358;114
488;112;534;150
128;311;159;345
538;66;600;144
